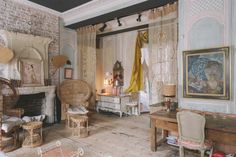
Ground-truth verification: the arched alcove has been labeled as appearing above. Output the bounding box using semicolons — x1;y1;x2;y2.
188;17;224;49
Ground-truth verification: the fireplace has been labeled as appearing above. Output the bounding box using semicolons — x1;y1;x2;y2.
16;86;56;123
16;92;45;117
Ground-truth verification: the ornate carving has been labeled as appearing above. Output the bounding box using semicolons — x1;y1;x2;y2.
113;61;124;87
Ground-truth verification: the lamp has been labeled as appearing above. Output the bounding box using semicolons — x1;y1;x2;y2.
162;84;176;111
103;72;113;94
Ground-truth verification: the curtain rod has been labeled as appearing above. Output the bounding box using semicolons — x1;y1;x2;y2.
138;28;148;32
97;17;176;38
97;24;148;38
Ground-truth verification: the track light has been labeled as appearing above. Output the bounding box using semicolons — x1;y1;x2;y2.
99;23;107;32
136;13;142;22
117;18;122;26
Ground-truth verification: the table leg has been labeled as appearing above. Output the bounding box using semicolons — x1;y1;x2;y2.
30;130;33;147
119;112;122;118
40;127;43;143
151;119;157;152
86;120;88;135
162;130;168;139
78;122;81;137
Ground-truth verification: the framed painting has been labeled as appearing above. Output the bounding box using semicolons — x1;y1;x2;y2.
183;47;230;100
64;68;73;79
20;58;44;86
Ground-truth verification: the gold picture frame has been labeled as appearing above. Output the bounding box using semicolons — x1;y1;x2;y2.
183;47;231;100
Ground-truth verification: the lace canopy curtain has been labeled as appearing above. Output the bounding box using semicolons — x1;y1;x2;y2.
148;3;178;104
77;26;96;106
126;31;148;93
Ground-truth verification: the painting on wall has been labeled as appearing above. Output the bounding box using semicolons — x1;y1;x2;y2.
20;59;44;86
183;47;230;100
64;68;73;79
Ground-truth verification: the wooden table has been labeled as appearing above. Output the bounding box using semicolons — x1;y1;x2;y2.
150;110;236;153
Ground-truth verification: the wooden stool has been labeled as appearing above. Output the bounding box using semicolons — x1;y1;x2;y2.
66;112;88;128
22;121;43;148
70;116;88;137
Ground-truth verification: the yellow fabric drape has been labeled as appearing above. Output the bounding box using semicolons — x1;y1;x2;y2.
125;31;148;93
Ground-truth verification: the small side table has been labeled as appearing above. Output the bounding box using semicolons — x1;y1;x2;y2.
22;121;43;148
70;116;88;137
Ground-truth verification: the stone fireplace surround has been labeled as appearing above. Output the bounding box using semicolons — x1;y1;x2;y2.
17;86;56;123
0;30;56;123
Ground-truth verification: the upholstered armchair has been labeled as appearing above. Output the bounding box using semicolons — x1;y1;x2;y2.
0;77;24;152
59;79;91;128
177;111;213;157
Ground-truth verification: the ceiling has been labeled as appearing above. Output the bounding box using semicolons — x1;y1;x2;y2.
28;0;92;12
24;0;177;29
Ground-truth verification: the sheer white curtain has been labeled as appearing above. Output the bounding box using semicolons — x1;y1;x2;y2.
77;26;97;107
148;3;178;104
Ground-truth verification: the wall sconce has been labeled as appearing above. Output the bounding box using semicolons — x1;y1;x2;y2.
66;60;71;65
104;72;113;86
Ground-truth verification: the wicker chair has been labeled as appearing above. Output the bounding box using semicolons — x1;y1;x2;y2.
0;77;24;152
59;79;91;128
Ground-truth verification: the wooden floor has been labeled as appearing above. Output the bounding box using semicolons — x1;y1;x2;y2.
7;112;198;157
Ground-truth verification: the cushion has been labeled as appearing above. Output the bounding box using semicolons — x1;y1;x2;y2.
22;115;46;123
178;139;212;150
67;105;88;114
2;116;24;133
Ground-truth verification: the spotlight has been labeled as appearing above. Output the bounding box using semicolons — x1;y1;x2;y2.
117;18;122;26
99;23;107;32
136;13;142;22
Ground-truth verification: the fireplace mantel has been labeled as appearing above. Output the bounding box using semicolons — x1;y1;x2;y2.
17;86;56;123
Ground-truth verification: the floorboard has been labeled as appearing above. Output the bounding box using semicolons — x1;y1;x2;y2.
7;112;198;157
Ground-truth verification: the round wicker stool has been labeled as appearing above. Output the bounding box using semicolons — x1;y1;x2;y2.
70;116;88;137
22;121;43;148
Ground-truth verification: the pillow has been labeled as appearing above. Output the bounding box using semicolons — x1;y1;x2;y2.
22;115;46;123
2;116;24;133
68;105;88;114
